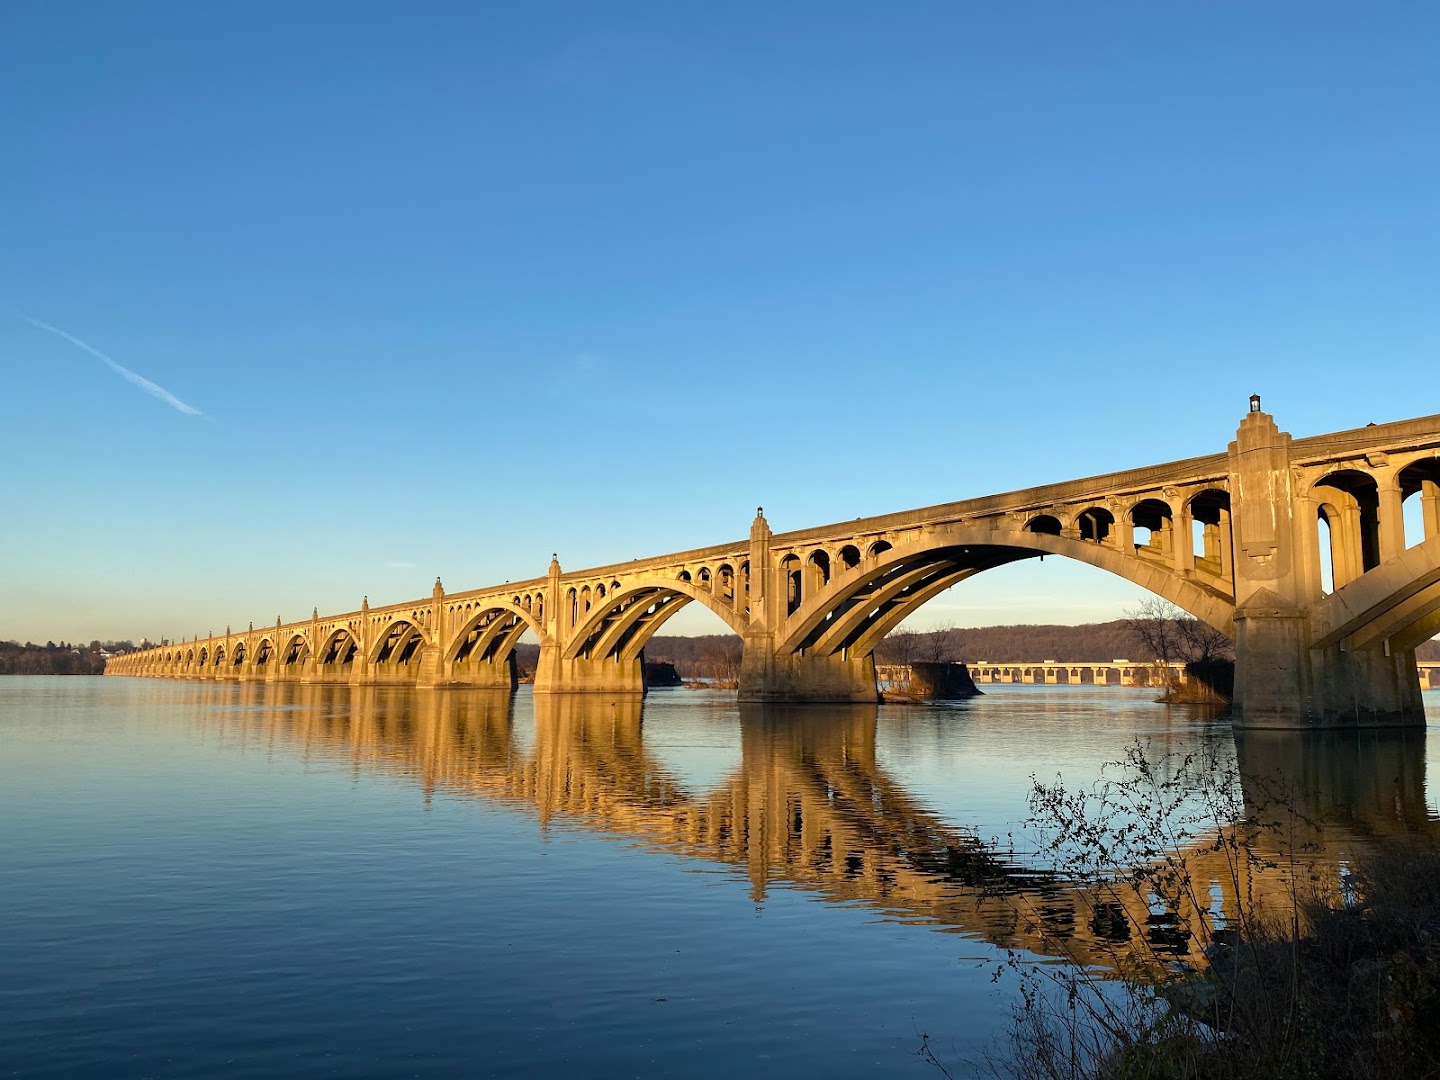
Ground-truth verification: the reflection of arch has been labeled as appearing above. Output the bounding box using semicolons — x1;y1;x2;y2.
565;577;746;662
780;525;1235;659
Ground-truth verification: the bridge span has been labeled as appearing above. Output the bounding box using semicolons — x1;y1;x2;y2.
109;404;1440;728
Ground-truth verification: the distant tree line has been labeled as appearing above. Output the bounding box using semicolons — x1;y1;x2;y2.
0;640;137;675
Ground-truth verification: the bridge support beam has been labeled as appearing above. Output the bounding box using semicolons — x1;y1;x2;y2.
1229;406;1425;729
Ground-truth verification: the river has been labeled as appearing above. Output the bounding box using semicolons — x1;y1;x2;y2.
3;677;1437;1078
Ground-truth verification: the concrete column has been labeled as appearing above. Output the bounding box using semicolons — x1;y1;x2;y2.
1217;507;1233;590
1378;474;1406;562
265;617;282;682
1338;504;1364;586
534;555;567;693
352;597;371;685
1421;480;1440;542
418;579;446;687
1113;510;1134;554
1172;501;1194;574
1293;496;1324;604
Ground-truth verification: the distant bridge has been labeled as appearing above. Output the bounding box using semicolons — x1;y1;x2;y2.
110;404;1440;727
878;661;1191;688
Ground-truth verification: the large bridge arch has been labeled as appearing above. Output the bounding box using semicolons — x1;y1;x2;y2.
366;617;432;666
563;576;747;664
777;525;1235;659
445;602;545;664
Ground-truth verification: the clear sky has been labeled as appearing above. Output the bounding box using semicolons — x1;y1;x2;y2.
2;3;1437;644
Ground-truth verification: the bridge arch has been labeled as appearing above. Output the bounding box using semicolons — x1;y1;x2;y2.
366;617;431;667
778;524;1235;658
1399;459;1440;549
564;576;747;663
313;627;360;677
278;633;310;670
1311;469;1382;590
445;602;544;667
1026;515;1061;536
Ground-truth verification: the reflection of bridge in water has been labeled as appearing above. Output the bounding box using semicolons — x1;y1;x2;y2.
201;686;1436;968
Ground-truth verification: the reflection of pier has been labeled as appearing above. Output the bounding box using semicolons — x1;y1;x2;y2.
198;687;1436;967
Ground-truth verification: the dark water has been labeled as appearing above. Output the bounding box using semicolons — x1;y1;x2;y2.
2;678;1437;1079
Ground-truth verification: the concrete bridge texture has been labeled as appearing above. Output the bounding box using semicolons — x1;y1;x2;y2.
110;403;1440;729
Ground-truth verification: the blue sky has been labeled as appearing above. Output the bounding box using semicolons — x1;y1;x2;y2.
2;3;1437;644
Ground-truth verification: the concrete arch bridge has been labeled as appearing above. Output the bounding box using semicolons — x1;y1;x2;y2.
109;405;1440;728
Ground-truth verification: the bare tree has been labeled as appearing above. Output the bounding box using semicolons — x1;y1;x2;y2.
919;623;963;664
1174;614;1234;663
1125;599;1183;665
1125;598;1235;690
882;626;920;666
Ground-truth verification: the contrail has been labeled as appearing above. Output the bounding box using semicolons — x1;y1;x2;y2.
17;311;204;416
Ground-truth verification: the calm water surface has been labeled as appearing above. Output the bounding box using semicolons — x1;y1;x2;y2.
3;678;1437;1078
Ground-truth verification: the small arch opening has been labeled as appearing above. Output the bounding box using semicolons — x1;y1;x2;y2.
1130;499;1172;555
1026;515;1062;536
1076;507;1114;543
1399;460;1440;549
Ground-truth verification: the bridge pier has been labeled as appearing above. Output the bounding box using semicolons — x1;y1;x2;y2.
1230;406;1425;729
737;639;878;704
533;641;646;696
